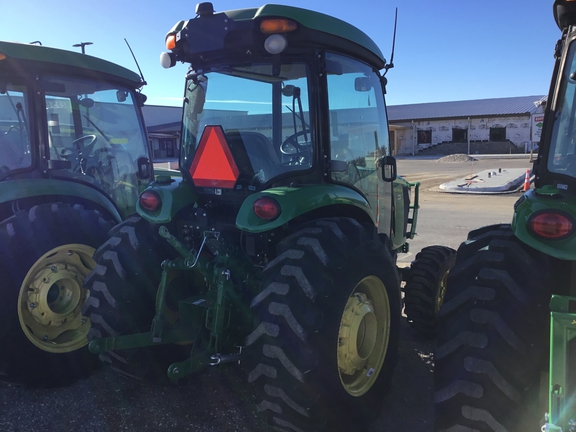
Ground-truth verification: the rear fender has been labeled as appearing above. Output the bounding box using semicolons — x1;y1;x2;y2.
236;184;373;233
0;179;123;223
136;176;197;224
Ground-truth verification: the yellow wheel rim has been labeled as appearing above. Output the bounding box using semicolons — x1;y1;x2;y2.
434;268;451;313
17;244;96;353
337;275;390;397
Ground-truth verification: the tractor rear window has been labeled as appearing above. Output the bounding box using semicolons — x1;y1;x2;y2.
180;62;313;186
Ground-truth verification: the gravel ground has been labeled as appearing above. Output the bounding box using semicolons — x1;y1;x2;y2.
0;318;434;432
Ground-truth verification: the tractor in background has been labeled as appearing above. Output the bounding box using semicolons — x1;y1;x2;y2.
434;1;576;431
0;41;153;386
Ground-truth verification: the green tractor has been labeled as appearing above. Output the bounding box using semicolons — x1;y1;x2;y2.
434;2;576;431
83;3;438;430
0;41;153;387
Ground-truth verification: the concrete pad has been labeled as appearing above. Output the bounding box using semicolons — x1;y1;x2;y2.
439;168;529;194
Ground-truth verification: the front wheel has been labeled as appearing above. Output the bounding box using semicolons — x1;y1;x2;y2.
245;218;401;431
403;245;456;336
0;203;114;387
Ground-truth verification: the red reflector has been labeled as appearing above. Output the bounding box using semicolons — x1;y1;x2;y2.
253;197;281;221
189;126;240;189
530;212;573;239
140;191;161;211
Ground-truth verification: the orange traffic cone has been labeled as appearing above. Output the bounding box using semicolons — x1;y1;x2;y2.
523;169;531;191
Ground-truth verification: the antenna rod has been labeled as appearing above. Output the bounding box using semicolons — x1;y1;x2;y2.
124;39;147;86
384;8;398;75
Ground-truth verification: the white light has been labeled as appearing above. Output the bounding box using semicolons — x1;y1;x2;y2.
160;52;175;69
264;34;287;55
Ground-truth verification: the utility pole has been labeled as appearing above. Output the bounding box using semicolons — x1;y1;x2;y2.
73;42;93;54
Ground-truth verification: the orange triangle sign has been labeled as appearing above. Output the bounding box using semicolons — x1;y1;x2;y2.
189;125;240;188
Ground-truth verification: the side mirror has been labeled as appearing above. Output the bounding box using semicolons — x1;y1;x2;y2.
354;77;372;92
137;156;151;179
380;155;397;182
135;92;147;107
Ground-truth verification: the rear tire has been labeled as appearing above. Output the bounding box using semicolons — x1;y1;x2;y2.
403;245;456;336
434;225;550;431
245;217;401;432
0;203;114;387
83;215;184;381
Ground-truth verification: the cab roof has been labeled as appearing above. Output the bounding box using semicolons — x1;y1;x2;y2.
222;4;385;65
0;40;142;85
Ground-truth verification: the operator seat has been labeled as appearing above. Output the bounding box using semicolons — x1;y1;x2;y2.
226;130;280;183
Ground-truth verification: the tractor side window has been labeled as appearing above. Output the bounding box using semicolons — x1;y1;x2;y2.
44;76;149;215
0;82;31;172
549;40;576;179
326;53;389;191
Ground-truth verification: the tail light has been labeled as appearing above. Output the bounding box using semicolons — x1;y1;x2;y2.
140;190;161;212
529;211;574;240
253;197;281;221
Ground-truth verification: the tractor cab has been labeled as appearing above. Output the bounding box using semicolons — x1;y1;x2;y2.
154;2;403;245
536;7;576;193
0;41;152;217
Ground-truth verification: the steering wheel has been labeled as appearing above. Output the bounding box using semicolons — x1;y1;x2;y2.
61;135;98;173
71;135;97;154
280;129;312;155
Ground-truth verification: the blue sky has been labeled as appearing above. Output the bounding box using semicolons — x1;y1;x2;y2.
1;0;559;107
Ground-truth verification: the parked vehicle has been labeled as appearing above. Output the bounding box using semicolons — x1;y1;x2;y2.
434;2;576;430
85;4;446;430
0;40;153;387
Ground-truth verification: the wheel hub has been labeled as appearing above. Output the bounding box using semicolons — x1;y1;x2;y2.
337;276;391;397
18;245;96;352
435;269;451;313
338;293;378;375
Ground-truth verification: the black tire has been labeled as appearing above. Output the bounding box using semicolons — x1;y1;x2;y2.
0;203;114;387
403;245;456;336
434;225;550;431
244;217;401;432
83;215;184;381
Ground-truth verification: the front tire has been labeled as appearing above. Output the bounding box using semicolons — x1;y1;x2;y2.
403;245;456;336
0;203;114;387
245;218;401;432
434;225;550;431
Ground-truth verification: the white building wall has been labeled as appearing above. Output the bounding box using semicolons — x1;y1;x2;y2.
392;115;532;155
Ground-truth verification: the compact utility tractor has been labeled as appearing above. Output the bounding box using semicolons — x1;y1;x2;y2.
434;2;576;431
0;41;153;386
83;3;446;431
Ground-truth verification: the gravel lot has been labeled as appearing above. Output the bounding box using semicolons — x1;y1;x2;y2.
0;322;434;432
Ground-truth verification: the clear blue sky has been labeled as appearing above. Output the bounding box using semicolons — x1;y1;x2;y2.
1;0;559;107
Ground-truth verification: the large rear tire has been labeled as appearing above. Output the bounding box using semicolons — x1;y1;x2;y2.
245;218;401;432
0;203;114;387
83;215;184;381
403;245;456;336
434;225;550;431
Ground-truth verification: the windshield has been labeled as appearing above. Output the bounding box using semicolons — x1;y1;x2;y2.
548;39;576;180
180;62;312;185
43;76;149;214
